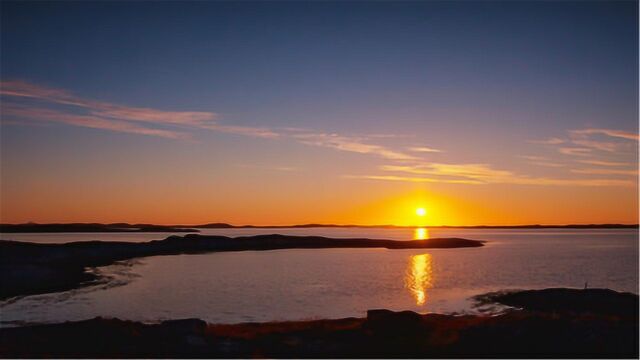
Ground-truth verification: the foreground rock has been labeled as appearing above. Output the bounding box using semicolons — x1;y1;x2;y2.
474;287;639;317
0;234;483;299
0;288;636;358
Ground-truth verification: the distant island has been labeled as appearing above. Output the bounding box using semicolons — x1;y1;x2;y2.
0;234;484;299
1;222;637;233
0;223;199;233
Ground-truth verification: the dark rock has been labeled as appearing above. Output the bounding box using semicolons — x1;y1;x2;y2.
161;318;208;335
365;309;425;336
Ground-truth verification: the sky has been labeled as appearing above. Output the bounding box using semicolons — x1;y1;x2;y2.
0;1;638;226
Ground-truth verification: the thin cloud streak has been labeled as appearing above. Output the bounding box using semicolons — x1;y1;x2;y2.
518;155;564;167
349;173;633;187
519;155;548;161
409;146;442;153
567;129;632;152
571;128;639;141
529;137;565;145
292;132;417;160
571;168;638;176
570;139;618;152
380;163;513;180
0;80;277;138
2;104;189;139
578;160;631;167
374;163;633;187
1;80;217;126
559;147;592;156
343;175;482;185
236;164;299;172
530;162;565;168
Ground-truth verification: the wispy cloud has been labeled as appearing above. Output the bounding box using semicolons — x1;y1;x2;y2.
530;162;564;168
571;168;638;176
291;132;417;161
365;133;414;139
571;128;639;141
558;147;592;156
380;163;518;184
519;155;547;161
2;103;189;139
566;128;634;152
350;172;633;187
570;139;619;152
409;146;442;153
529;137;565;145
1;80;278;139
530;128;638;173
343;175;482;185
1;80;217;126
236;164;299;172
530;128;638;156
578;160;631;167
368;162;633;187
517;155;564;167
213;125;279;138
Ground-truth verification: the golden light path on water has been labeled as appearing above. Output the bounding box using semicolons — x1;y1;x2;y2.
405;252;434;306
413;227;429;240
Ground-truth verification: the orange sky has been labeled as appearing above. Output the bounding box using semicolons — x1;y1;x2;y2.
1;86;637;226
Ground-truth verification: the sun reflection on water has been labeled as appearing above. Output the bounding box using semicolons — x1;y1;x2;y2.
405;254;434;306
414;227;429;240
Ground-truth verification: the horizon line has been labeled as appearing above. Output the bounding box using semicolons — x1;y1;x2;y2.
1;222;638;229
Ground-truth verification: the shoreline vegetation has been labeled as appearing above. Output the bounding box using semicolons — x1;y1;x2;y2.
0;288;637;358
0;234;484;299
0;222;638;233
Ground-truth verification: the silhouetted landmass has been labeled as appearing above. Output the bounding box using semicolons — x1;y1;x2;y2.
186;223;640;229
0;234;483;299
474;288;639;318
1;222;637;232
0;223;199;233
0;288;636;358
167;223;640;229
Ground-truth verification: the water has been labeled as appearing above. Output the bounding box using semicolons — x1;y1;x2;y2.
0;228;637;327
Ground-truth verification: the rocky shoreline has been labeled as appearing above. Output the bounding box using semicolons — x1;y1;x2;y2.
0;288;637;358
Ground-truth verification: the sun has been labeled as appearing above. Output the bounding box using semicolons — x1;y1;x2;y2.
416;207;427;217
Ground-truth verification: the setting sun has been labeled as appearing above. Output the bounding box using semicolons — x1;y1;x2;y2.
416;207;427;217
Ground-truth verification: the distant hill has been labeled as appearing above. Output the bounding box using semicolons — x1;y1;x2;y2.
193;223;639;229
1;222;637;233
0;223;199;233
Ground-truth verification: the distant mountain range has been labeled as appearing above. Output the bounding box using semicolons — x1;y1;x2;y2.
0;222;637;233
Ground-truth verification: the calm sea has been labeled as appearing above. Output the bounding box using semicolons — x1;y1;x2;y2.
1;228;638;327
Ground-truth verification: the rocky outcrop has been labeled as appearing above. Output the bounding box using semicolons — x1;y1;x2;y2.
1;288;637;358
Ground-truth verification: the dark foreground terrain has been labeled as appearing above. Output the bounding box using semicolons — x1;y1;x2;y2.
0;288;636;358
0;234;483;299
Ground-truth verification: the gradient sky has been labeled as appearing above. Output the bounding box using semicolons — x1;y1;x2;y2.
1;1;638;226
